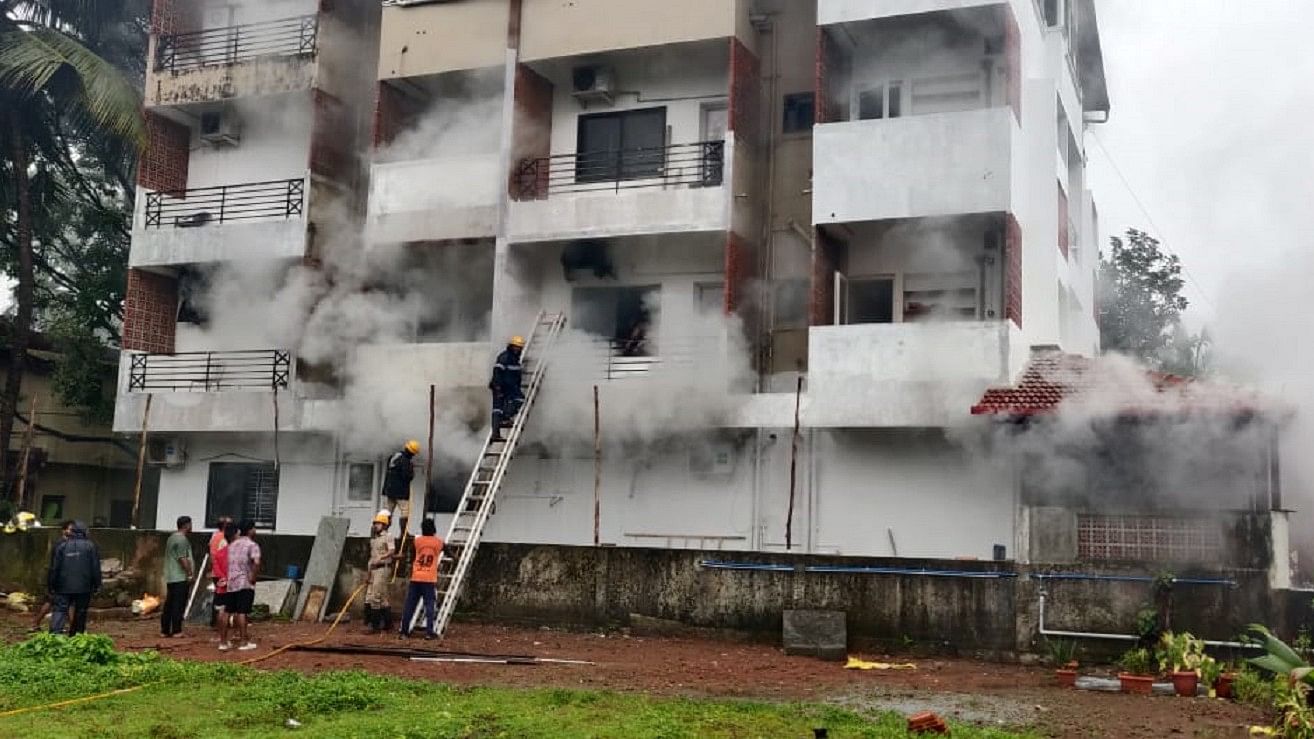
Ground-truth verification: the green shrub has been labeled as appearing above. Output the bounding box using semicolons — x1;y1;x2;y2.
1233;666;1277;707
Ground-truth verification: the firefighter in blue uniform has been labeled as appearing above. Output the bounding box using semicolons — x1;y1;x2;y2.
489;335;525;441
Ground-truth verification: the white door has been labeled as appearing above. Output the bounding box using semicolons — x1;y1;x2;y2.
338;459;379;536
701;104;728;142
755;428;814;552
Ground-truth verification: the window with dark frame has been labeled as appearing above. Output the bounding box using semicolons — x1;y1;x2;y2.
347;463;374;502
206;461;279;529
575;107;667;183
782;92;815;134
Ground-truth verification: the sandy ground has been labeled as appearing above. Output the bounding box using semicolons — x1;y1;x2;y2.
0;610;1268;737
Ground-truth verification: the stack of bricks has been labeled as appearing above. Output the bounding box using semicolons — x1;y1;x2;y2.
907;712;950;734
122;270;179;354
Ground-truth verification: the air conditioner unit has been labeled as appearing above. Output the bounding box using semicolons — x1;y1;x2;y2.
199;110;241;147
147;438;187;468
571;65;616;108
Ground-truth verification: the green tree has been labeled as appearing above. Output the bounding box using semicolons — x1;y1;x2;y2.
0;0;144;496
1097;228;1200;372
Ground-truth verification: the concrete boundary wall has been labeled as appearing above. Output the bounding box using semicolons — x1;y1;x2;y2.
2;531;1302;658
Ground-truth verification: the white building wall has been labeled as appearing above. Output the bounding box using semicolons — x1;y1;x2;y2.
186;94;314;189
201;0;319;29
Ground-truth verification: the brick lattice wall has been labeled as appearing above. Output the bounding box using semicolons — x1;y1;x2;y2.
810;228;843;325
310;89;351;182
122;269;178;354
815;28;844;125
1005;213;1022;328
1004;5;1022;124
138;112;190;194
511;64;553;199
729;38;761;144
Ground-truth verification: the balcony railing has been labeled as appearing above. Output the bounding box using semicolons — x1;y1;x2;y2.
514;141;724;200
128;350;292;392
602;337;719;380
144;178;304;229
155;15;318;73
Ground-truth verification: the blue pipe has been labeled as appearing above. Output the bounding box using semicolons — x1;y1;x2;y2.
1033;573;1236;587
698;560;1018;579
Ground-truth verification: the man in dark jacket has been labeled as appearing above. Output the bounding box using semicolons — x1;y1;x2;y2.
48;521;101;635
489;335;525;442
382;440;419;536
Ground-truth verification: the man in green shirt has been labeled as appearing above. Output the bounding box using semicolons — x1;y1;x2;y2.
161;516;194;638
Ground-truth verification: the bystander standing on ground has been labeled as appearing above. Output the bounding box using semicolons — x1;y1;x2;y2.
48;521;100;635
208;514;233;628
213;523;238;651
161;516;195;638
225;520;262;651
29;521;74;633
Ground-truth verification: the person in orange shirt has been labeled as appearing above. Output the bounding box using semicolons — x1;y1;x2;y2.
398;518;444;640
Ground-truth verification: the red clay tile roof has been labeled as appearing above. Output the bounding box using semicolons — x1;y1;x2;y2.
970;351;1268;418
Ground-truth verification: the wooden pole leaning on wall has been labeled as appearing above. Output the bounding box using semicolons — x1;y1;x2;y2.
593;385;601;547
272;384;281;471
130;393;154;530
394;384;434;583
785;376;803;550
14;396;37;513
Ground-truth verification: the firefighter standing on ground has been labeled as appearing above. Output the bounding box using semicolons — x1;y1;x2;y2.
489;335;525;442
382;440;419;536
364;509;398;634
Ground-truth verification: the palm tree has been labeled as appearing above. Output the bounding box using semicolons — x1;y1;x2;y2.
0;0;143;504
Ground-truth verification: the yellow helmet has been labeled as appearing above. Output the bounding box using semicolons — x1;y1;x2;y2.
373;510;391;525
509;335;526;348
404;439;420;455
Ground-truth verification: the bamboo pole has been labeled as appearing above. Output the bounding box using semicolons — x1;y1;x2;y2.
394;385;434;583
130;394;153;530
593;385;601;547
14;396;36;512
785;376;802;550
272;384;281;471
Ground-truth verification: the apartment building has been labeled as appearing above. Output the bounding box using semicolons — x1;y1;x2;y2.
117;0;1133;564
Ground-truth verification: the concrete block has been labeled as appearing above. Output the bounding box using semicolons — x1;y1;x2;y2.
255;579;300;617
783;609;847;661
294;517;351;621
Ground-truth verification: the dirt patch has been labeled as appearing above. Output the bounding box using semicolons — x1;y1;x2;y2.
0;612;1268;737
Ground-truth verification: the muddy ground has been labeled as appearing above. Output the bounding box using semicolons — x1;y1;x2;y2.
0;610;1268;737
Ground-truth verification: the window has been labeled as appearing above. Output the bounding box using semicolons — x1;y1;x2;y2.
782;93;815;134
695;282;725;315
1078;515;1221;562
576;107;667;183
857;83;903;121
40;495;64;522
847;278;895;324
176;268;209;326
571;285;659;344
1043;0;1061;26
909;74;984;114
772;279;810;329
347;463;374;502
903;272;978;321
206;462;279;529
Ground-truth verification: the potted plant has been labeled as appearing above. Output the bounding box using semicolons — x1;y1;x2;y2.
1118;647;1156;695
1046;638;1079;688
1199;656;1223;699
1159;631;1204;697
1215;661;1238;700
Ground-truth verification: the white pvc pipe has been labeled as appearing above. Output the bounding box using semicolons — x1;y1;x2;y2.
1038;591;1258;649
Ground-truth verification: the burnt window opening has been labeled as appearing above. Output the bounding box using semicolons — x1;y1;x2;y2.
576;107;667;183
847;277;895;324
176;267;209;326
571;285;659;352
782;93;815;134
205;461;278;530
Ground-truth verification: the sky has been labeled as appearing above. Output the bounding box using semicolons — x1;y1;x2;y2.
1087;0;1314;326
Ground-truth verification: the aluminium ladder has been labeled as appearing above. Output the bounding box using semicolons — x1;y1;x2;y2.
411;310;567;638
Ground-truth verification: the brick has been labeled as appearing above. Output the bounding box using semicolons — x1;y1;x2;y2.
815;28;845;124
373;81;424;150
809;228;842;325
724;231;758;317
122;269;178;354
310;89;350;181
138;112;189;194
1005;213;1022;329
729;38;761;144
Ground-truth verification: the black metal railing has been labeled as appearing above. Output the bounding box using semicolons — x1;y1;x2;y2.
128;350;292;392
144;178;304;229
514;141;724;200
155;15;318;72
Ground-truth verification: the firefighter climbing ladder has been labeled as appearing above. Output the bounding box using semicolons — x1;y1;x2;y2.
413;310;567;639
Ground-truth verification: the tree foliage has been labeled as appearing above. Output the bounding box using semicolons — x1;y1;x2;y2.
1097;228;1208;375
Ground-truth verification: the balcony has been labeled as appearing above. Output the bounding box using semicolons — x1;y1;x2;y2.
804;321;1023;427
113;349;298;434
127;350;292;393
519;0;745;62
813;108;1018;225
508;141;730;243
131;177;309;267
148;16;318;106
367;155;500;243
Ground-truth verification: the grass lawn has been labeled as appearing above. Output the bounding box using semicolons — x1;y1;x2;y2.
0;634;1035;738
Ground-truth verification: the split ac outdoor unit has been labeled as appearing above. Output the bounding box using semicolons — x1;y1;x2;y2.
572;65;616;108
199;110;241;147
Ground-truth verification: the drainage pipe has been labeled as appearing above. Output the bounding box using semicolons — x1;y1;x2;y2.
698;560;1018;579
1033;573;1237;587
